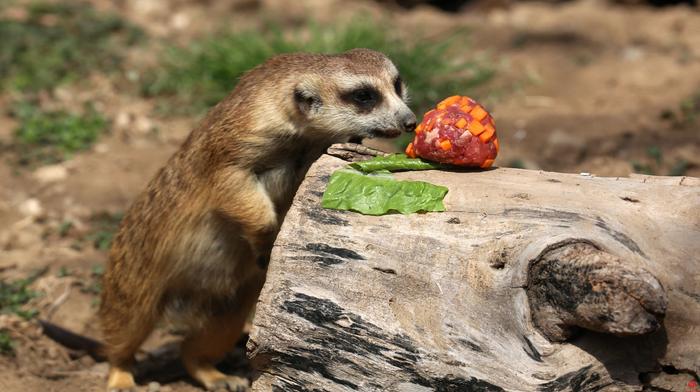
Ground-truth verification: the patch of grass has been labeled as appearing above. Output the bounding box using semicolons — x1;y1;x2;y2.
12;101;108;165
143;19;494;119
668;159;689;176
0;2;143;92
57;266;70;278
679;91;700;124
631;146;691;177
646;146;662;165
0;269;45;321
80;264;105;299
85;212;123;251
0;330;13;356
506;158;526;169
58;220;73;237
67;213;121;251
632;161;655;175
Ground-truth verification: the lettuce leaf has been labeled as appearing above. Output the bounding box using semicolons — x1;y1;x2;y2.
349;154;444;173
321;169;448;215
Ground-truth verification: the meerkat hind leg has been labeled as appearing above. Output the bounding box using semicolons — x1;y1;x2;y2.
102;305;158;392
181;312;250;391
106;365;137;392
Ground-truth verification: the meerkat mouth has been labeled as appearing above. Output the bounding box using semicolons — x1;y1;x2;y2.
368;128;402;138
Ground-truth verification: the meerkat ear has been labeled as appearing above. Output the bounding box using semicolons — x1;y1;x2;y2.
293;85;321;116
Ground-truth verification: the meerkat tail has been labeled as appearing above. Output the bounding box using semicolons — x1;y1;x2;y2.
39;319;106;362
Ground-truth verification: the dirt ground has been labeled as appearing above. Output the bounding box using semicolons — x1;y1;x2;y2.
0;0;699;391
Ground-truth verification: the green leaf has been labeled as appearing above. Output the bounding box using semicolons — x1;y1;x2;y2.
349;154;445;173
322;169;448;215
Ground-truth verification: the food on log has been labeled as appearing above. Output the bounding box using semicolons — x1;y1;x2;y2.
406;95;498;168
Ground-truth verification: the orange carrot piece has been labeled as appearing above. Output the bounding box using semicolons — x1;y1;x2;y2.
416;123;424;133
455;118;468;129
439;139;452;151
437;95;461;110
480;159;494;168
470;105;488;121
469;120;485;136
405;142;416;158
493;138;500;153
479;125;495;142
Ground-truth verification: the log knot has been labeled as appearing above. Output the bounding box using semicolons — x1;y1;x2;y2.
527;241;667;342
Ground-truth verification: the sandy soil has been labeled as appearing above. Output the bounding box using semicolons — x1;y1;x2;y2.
0;0;698;391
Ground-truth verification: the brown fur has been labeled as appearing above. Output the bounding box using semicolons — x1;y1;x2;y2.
99;49;414;391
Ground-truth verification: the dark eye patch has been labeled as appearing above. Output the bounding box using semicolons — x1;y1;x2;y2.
340;85;382;113
394;76;403;97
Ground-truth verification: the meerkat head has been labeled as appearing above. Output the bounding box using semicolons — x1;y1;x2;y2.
292;49;416;141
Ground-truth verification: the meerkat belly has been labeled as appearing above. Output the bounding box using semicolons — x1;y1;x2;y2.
170;212;255;295
163;212;259;327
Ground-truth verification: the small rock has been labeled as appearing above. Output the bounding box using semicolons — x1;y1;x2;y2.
90;362;109;375
132;0;163;15
115;112;132;129
171;12;190;30
46;346;60;359
622;46;644;62
134;116;154;134
646;371;694;392
148;381;161;392
19;198;43;218
53;86;73;103
513;129;527;141
5;7;29;21
33;165;68;183
79;355;96;367
94;143;110;154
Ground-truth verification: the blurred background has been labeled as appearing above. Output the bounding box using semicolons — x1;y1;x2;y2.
0;0;698;390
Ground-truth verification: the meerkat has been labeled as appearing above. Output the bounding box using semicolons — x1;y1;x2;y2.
99;48;416;391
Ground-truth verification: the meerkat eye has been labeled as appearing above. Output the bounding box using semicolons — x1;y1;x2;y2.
342;86;381;112
394;76;403;97
352;88;378;105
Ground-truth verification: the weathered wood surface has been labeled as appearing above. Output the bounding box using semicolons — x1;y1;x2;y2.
248;149;699;391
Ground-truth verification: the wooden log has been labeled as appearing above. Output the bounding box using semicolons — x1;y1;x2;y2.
248;145;700;391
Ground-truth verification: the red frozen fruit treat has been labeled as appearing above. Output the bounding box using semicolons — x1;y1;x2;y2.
405;96;499;168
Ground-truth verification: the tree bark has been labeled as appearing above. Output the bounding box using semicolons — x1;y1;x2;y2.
248;145;700;391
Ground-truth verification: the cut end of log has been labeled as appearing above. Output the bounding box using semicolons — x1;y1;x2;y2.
526;241;668;342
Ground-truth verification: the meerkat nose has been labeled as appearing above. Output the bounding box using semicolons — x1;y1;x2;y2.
402;113;417;133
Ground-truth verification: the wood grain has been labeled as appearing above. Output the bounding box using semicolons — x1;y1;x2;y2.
248;147;700;391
